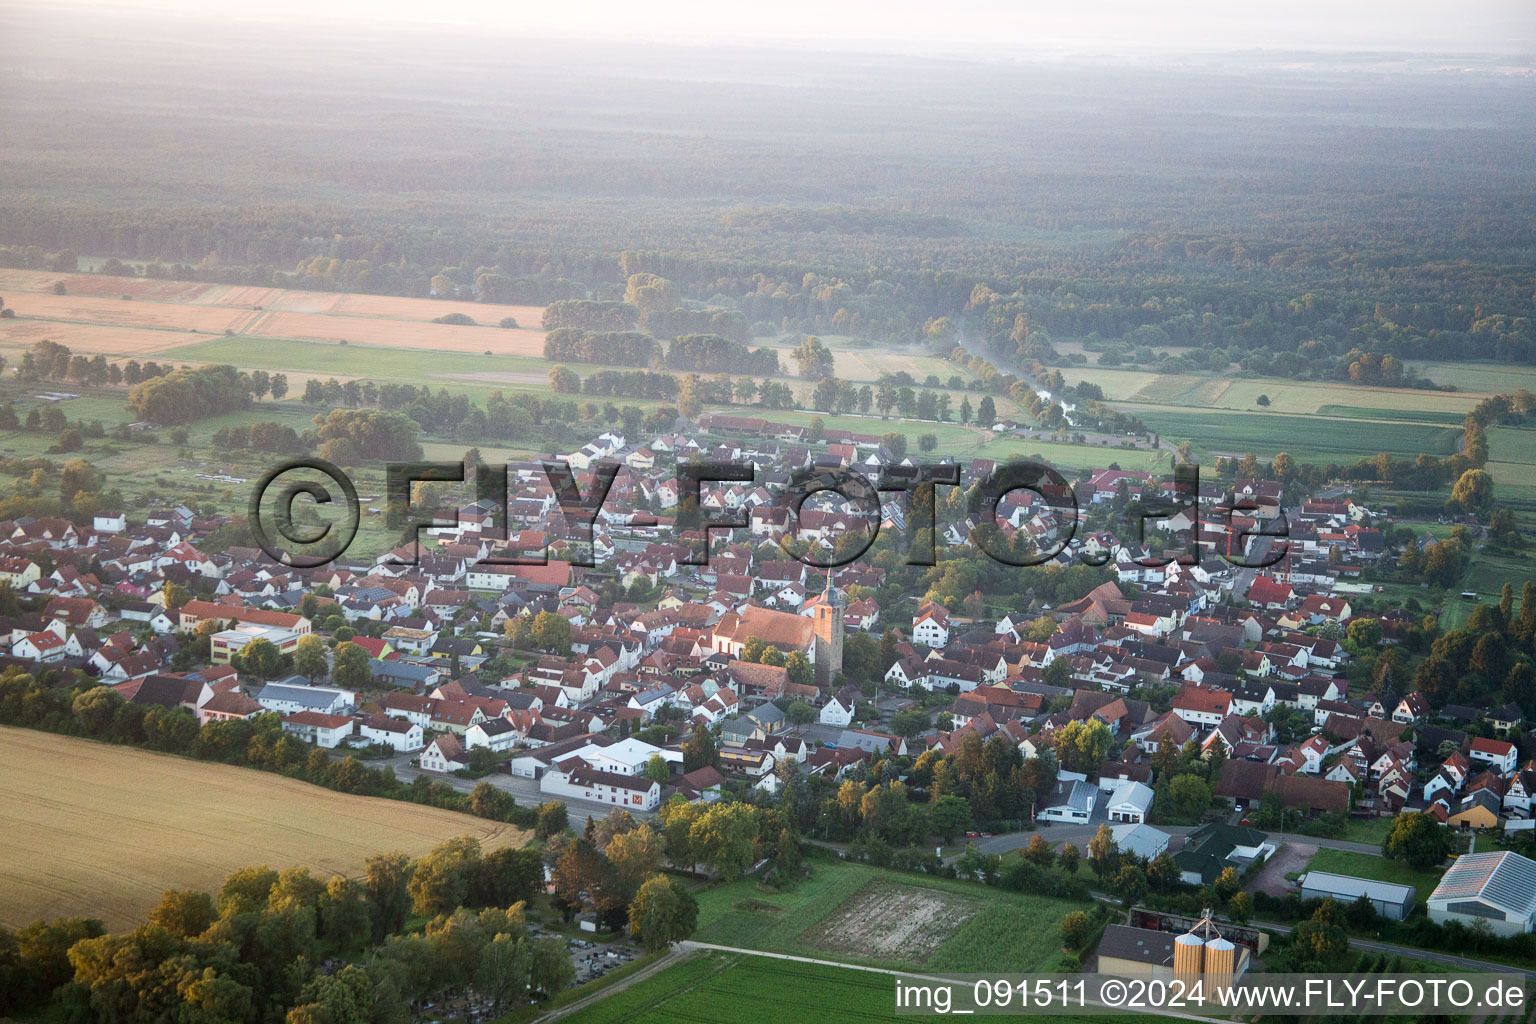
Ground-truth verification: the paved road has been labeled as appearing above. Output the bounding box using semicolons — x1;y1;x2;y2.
1257;920;1534;980
967;823;1384;860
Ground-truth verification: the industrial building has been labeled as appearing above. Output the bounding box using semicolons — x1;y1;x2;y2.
1427;850;1536;936
1297;870;1416;920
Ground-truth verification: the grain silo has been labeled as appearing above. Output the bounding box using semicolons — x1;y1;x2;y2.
1203;936;1236;992
1172;930;1204;976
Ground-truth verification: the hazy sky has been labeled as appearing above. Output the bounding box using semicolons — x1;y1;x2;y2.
47;0;1536;56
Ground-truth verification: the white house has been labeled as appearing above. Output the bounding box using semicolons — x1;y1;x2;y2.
420;734;469;773
912;604;951;648
280;711;354;748
465;717;519;752
819;692;855;727
358;714;424;753
1469;737;1518;775
257;681;355;716
541;761;662;810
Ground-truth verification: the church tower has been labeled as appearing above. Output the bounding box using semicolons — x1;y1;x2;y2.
812;570;845;688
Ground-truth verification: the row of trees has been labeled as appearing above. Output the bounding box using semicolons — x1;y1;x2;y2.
4;835;572;1023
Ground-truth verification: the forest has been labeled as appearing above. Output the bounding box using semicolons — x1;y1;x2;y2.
1;7;1533;388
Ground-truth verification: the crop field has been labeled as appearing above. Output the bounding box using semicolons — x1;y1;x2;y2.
0;268;549;359
0;726;527;929
562;952;1142;1024
560;952;898;1024
1129;408;1461;462
1060;367;1484;416
800;881;979;962
691;860;1075;973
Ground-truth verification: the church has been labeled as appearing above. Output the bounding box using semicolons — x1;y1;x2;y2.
709;578;845;687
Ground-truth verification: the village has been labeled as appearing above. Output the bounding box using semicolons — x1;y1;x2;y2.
1;412;1533;950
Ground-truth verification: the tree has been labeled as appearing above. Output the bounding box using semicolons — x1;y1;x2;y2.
148;889;215;938
628;875;698;952
408;836;480;917
235;637;284;679
918;433;938;453
331;641;370;690
1164;774;1212;821
977;396;996;425
1052;718;1113;773
1255;394;1271;407
1214;865;1241;902
689;802;758;877
1451;468;1495;514
1383;811;1454;871
682;726;718;772
1058;842;1080;875
1087;823;1116;878
535;801;570;840
1061;911;1089;949
1345;617;1383;651
643;754;671;785
785;700;815;726
530;611;573;655
1023;833;1055;868
930;794;972;843
605;824;665;892
362;852;412;939
550;838;605;918
293;635;329;681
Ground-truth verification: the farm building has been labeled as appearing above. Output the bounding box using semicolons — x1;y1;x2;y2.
1296;870;1415;920
1427;851;1536;936
1173;823;1275;885
1096;924;1175;976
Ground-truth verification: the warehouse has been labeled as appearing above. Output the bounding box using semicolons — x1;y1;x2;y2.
1297;870;1415;920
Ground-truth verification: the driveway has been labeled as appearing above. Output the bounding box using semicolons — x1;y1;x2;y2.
1248;840;1315;898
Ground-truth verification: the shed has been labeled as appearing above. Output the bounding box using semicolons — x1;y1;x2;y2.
1297;870;1415;920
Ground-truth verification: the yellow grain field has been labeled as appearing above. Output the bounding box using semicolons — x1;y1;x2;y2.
0;726;526;929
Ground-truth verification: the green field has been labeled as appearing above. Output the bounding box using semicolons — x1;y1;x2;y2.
1304;848;1442;905
1414;360;1536;395
560;951;1139;1024
1128;408;1461;462
1059;367;1481;417
1316;405;1467;425
691;860;1076;973
559;953;897;1024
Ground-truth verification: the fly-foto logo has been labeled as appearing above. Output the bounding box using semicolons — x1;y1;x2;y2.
248;458;1289;571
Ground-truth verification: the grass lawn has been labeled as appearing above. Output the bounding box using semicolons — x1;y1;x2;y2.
1303;848;1442;905
690;860;1076;973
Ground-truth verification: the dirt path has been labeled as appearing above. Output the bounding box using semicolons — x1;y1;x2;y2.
532;948;683;1023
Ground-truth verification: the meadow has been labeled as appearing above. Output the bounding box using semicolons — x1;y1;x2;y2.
1303;848;1442;906
690;860;1076;973
0;726;526;929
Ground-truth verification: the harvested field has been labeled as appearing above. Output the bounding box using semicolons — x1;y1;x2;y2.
239;310;547;354
7;292;257;334
0;269;207;303
798;881;978;963
0;269;550;359
0;725;526;929
0;318;219;356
